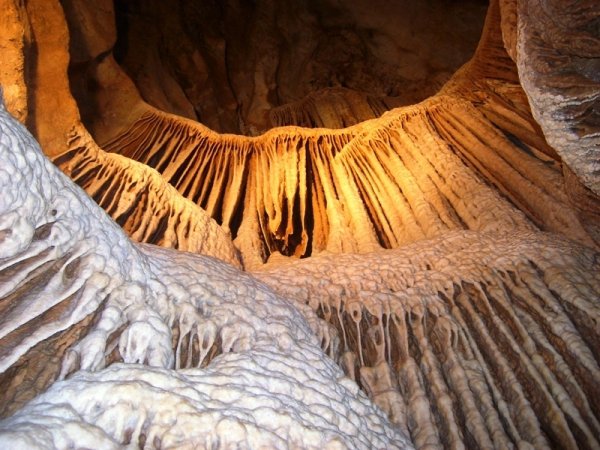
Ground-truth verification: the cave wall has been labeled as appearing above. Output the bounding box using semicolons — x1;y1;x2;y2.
499;0;600;242
0;0;599;449
108;0;488;134
49;0;599;267
1;0;598;263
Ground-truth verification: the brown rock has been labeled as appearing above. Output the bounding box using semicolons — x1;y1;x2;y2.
515;0;600;195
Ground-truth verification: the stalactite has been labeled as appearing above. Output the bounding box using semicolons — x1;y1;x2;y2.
91;88;595;268
255;230;600;449
0;0;598;448
54;131;241;268
75;13;595;266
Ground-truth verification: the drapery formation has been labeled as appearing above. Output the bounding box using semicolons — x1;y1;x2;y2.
0;0;599;448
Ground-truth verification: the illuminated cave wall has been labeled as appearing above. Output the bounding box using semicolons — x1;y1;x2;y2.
0;0;599;449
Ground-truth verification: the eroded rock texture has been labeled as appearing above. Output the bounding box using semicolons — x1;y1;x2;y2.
0;0;599;449
255;231;600;449
105;0;488;135
68;0;596;268
0;99;409;449
55;134;242;267
515;0;600;196
0;0;241;265
497;0;600;251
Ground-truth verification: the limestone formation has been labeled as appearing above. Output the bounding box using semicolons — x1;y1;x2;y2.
56;133;242;267
0;98;408;448
76;0;596;266
498;0;600;252
515;0;600;196
0;0;599;449
255;231;600;449
0;0;240;264
107;0;487;135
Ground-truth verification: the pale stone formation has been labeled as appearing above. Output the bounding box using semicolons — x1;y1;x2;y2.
0;0;241;265
1;90;599;448
0;97;410;449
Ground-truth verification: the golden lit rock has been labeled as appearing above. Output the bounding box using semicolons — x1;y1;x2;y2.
0;0;599;448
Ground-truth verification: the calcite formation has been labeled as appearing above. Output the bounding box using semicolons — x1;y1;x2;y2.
0;98;409;448
0;0;599;449
108;0;487;134
67;0;595;268
55;134;242;267
255;231;600;448
513;0;600;196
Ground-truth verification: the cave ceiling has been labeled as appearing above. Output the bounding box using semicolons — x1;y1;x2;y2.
0;0;599;449
107;0;488;135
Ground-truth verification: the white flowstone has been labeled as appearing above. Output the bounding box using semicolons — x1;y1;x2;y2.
0;91;411;448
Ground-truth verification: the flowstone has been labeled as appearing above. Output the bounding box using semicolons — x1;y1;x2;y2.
0;95;410;449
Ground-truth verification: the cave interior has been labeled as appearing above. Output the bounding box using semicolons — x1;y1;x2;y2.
0;0;599;449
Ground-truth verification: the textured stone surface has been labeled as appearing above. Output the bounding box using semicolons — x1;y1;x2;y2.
1;97;599;448
103;0;488;135
0;98;409;448
0;0;241;264
0;0;29;123
0;0;599;448
255;230;600;449
89;0;597;265
515;0;600;195
55;133;241;266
